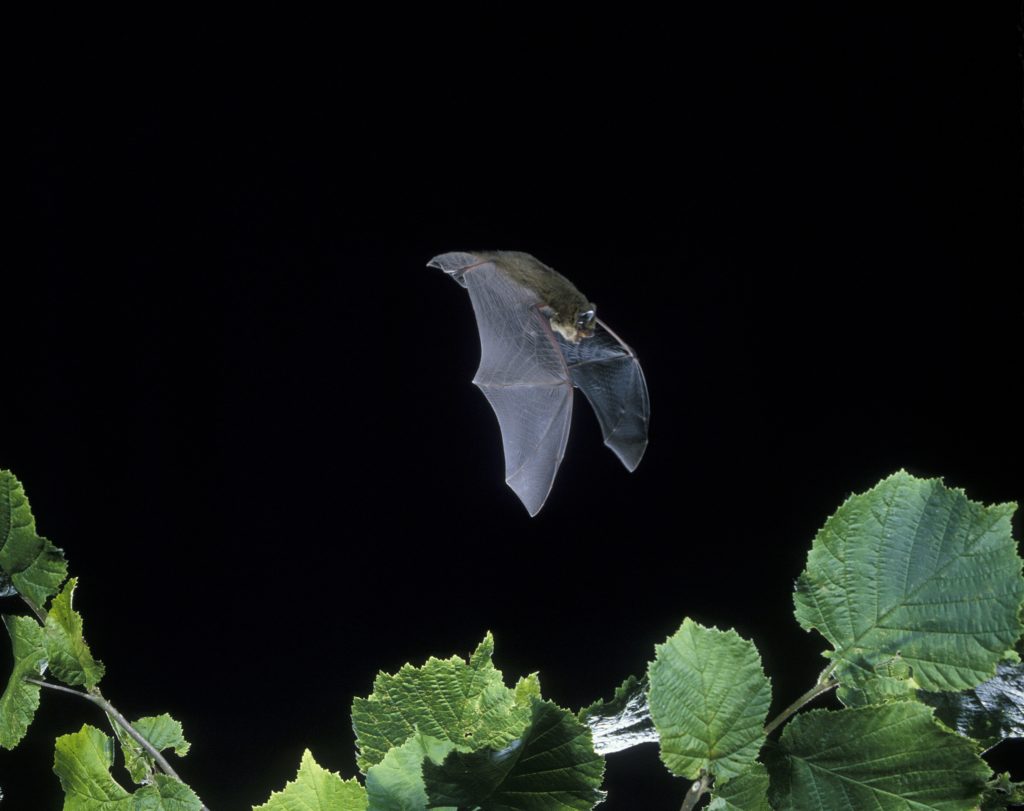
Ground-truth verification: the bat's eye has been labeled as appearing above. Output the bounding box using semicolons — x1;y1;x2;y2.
577;309;596;330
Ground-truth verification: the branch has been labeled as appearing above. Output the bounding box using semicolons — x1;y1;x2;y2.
25;678;209;811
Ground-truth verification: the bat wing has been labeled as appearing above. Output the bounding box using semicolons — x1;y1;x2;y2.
561;318;649;471
428;252;573;516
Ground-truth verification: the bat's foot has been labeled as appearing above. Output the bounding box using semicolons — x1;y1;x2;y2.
427;252;483;274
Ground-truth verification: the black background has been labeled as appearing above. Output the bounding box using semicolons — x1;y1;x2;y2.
4;6;1023;809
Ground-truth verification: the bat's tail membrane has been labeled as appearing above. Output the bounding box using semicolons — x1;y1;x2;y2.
564;323;650;471
426;252;487;288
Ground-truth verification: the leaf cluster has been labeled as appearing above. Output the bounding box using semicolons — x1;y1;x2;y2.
1;470;204;808
3;469;1023;809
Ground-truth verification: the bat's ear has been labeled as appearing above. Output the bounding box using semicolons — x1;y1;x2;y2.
427;252;485;287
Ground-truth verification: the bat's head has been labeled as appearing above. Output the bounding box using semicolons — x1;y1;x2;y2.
550;305;597;343
575;306;597;339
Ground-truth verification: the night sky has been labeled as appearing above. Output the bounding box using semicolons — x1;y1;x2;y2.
5;7;1023;809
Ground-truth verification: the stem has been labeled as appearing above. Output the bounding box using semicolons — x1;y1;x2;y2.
763;679;838;737
26;678;209;811
680;772;711;811
20;593;47;625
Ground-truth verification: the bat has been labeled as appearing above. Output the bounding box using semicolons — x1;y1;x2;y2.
428;250;649;516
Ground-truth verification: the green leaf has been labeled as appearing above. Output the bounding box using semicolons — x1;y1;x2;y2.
981;772;1024;809
423;700;606;810
0;470;68;607
833;651;917;706
766;702;991;810
255;749;368;811
920;659;1024;751
648;618;772;782
136;714;190;756
365;732;457;811
44;577;105;689
54;724;201;810
513;672;541;704
0;614;46;749
116;713;191;784
352;633;533;772
132;774;203;810
53;724;133;808
794;471;1024;697
577;674;658;754
707;763;770;811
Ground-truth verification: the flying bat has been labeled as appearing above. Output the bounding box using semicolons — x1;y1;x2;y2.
428;250;649;516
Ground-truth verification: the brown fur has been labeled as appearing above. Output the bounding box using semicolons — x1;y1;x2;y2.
478;251;595;339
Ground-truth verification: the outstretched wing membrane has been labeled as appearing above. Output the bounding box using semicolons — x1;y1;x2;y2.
428;252;573;515
561;319;649;471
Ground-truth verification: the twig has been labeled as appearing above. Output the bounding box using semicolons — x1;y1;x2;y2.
680;771;711;811
763;679;838;737
26;678;209;811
